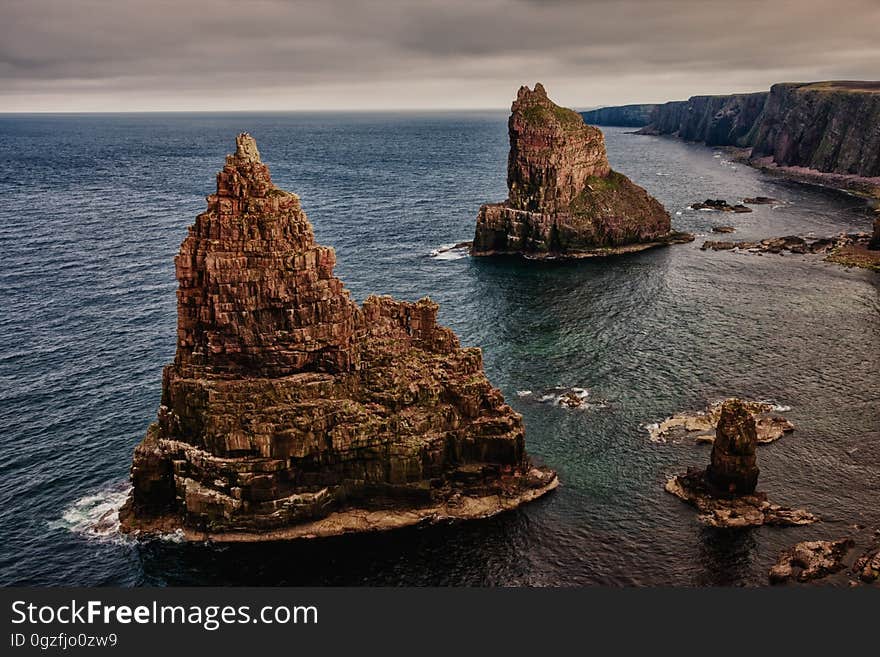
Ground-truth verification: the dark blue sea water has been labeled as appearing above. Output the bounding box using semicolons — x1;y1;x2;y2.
0;113;877;586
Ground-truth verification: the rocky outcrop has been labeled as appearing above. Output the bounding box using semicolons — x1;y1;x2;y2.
638;93;768;147
871;213;880;249
706;400;759;495
580;104;657;128
119;133;557;541
648;398;794;445
770;531;880;585
690;199;752;213
701;232;880;271
853;538;880;583
665;399;816;528
472;84;691;259
769;539;855;584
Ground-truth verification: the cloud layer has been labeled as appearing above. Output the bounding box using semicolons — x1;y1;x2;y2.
3;0;879;111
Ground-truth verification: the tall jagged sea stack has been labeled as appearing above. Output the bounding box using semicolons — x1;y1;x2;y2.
119;134;556;541
472;84;691;258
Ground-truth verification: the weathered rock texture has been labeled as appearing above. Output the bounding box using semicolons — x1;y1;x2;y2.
648;398;794;445
770;531;880;585
665;399;816;528
701;232;880;272
769;539;855;584
748;82;880;177
706;400;759;495
853;540;880;583
472;84;690;259
639;93;768;147
119;134;557;541
589;81;880;188
579;104;657;128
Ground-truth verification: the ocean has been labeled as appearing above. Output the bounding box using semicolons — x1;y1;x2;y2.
0;112;877;586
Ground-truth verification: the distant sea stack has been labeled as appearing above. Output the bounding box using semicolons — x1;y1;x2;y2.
584;81;880;195
119;134;557;541
472;84;691;259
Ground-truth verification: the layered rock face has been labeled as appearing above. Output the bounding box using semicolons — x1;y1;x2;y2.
665;399;816;528
705;400;759;495
592;81;880;181
120;134;556;540
749;82;880;177
638;93;768;147
473;84;684;258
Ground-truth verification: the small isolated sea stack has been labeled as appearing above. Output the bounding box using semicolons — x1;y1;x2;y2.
472;83;692;258
119;134;557;541
665;399;816;528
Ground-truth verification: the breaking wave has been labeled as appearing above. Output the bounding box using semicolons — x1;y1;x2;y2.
428;243;470;261
49;481;131;543
515;386;607;410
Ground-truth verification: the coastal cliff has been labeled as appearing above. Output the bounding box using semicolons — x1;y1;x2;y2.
586;81;880;189
119;134;557;541
472;84;689;259
580;103;656;127
638;92;768;147
748;82;880;177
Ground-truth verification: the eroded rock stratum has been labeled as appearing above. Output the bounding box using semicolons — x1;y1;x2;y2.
119;134;557;541
472;83;692;259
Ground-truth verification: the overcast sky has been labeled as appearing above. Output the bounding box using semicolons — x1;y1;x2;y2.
2;0;879;112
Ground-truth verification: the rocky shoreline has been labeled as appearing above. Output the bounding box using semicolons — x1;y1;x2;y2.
648;398;794;445
123;466;559;542
701;231;880;271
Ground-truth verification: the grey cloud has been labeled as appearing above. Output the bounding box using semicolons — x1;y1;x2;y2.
1;0;878;110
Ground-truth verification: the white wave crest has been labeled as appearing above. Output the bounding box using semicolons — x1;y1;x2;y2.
50;482;132;543
429;243;470;261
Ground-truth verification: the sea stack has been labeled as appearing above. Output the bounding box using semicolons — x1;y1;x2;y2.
665;399;815;528
472;83;691;258
119;134;557;541
705;401;759;495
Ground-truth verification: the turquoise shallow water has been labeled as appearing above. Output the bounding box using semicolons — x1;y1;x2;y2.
0;114;877;586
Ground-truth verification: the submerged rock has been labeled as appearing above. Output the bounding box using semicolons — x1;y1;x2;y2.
119;134;557;541
853;539;880;583
665;471;817;528
690;199;752;213
712;226;736;233
648;398;794;445
472;84;692;259
742;196;781;205
701;231;880;270
665;399;816;528
769;538;855;583
516;386;604;411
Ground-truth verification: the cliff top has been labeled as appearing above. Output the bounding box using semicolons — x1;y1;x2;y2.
513;83;585;130
780;81;880;94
